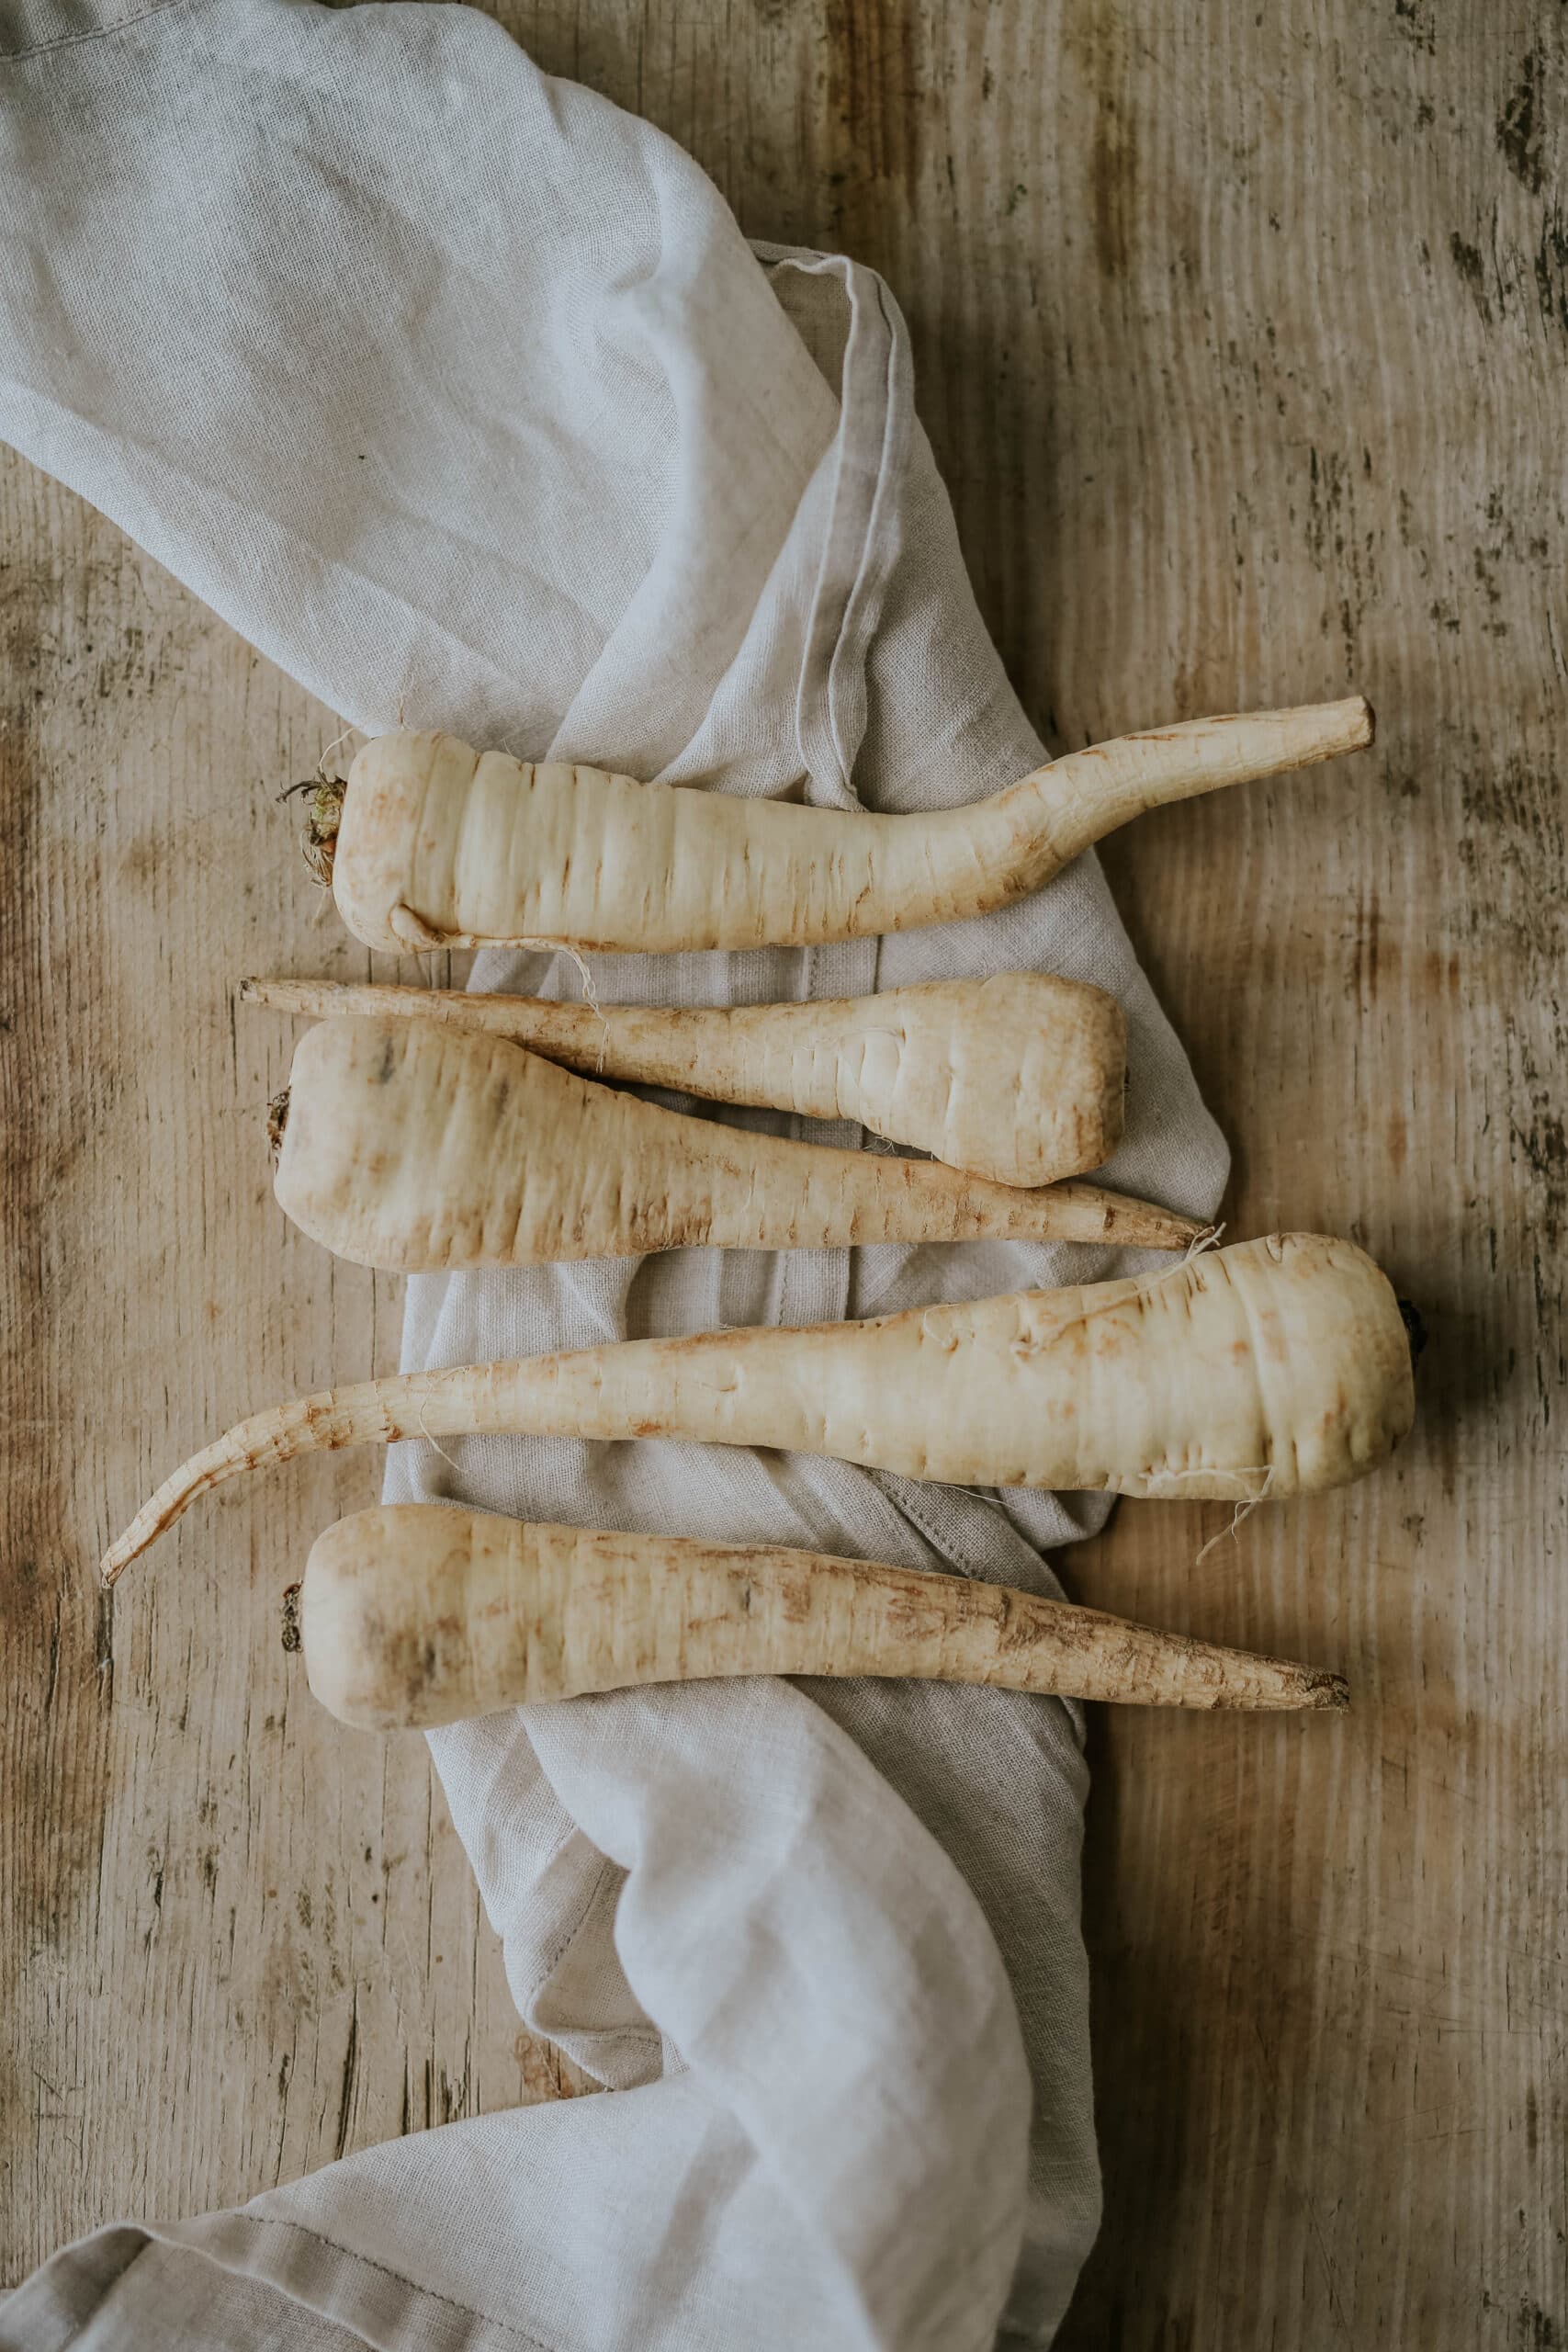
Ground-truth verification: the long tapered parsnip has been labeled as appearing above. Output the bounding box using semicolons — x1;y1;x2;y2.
299;1505;1349;1726
242;973;1127;1189
317;699;1373;955
271;1015;1194;1271
103;1234;1415;1581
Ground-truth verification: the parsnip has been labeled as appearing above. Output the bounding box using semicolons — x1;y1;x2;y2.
271;1016;1194;1271
103;1234;1415;1582
242;972;1127;1189
300;1505;1349;1727
317;699;1373;956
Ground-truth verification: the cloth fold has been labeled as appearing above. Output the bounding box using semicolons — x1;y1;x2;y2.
0;3;1228;2345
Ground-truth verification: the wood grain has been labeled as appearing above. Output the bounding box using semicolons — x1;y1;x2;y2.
4;0;1563;2340
0;475;583;2278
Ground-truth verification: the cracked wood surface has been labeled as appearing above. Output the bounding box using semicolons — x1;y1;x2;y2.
3;2;1563;2341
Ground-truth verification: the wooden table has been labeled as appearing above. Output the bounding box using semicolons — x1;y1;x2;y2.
4;3;1562;2339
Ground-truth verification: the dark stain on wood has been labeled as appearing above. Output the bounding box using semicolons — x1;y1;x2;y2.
818;0;924;253
1089;94;1137;281
1393;0;1438;57
1498;49;1545;194
1070;6;1139;283
1535;206;1568;337
1450;230;1493;323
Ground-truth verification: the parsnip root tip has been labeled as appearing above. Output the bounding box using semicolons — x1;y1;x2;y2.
102;1528;146;1586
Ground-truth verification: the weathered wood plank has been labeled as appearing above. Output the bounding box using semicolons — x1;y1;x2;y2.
0;476;581;2278
5;3;1562;2341
488;6;1568;2341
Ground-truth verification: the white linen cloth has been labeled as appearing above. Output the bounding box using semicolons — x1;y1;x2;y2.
0;3;1228;2345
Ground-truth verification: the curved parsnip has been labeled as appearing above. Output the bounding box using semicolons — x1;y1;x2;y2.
103;1235;1415;1582
323;700;1373;955
300;1506;1349;1726
243;973;1126;1189
272;1016;1193;1271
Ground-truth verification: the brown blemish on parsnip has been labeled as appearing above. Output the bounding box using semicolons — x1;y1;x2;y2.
297;1505;1348;1724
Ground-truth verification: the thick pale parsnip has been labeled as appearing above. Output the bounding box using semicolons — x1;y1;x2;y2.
301;1505;1349;1727
103;1235;1416;1580
243;972;1126;1189
272;1016;1192;1271
323;699;1373;955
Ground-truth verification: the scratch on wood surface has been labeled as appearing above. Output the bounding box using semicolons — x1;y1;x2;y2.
333;1994;359;2160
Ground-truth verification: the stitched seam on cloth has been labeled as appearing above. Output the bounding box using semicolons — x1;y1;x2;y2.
516;1850;660;2070
823;268;908;789
547;2025;654;2054
862;1463;1054;1589
526;1813;591;1883
780;253;897;807
773;247;902;1334
862;1470;985;1575
0;0;186;63
239;2218;562;2352
777;261;858;805
526;1852;619;1993
0;2225;155;2347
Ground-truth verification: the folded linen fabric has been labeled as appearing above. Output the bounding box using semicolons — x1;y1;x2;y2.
0;4;1227;2345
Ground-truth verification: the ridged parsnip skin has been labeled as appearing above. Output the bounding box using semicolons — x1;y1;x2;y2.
330;702;1373;955
300;1505;1350;1728
271;1016;1191;1270
102;1235;1415;1580
243;973;1126;1188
